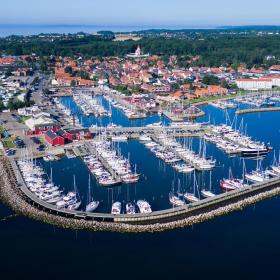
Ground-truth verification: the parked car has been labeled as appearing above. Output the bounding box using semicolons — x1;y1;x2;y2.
13;137;25;148
31;137;41;144
5;149;16;156
37;144;46;151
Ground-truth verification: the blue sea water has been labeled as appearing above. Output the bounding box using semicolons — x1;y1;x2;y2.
0;24;217;37
1;102;280;279
0;25;147;37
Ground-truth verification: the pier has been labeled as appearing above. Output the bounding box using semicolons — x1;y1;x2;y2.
2;156;280;233
89;124;204;139
104;93;147;119
235;107;280;115
163;110;205;121
84;142;122;184
151;135;213;171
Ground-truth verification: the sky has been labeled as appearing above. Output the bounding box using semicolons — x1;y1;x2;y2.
1;0;280;28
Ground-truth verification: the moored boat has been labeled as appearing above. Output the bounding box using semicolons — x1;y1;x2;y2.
137;200;152;214
111;202;122;215
169;192;185;207
126;202;136;214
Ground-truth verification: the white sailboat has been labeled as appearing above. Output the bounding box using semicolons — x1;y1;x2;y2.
201;171;216;198
85;175;100;212
184;173;200;203
169;180;185;206
67;175;81;211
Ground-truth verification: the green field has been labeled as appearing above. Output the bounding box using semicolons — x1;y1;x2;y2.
20;116;31;122
2;139;16;149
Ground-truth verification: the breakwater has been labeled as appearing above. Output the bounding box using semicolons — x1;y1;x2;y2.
1;156;280;233
235;107;280;115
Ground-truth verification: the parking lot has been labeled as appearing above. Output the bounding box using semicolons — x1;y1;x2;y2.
0;111;49;158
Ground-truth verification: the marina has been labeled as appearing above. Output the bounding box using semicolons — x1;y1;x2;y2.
2;155;280;230
2;3;280;277
103;90;147;119
205;123;271;157
3;91;280;223
73;89;111;117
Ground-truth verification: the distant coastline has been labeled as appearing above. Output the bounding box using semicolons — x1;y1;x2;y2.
1;24;280;37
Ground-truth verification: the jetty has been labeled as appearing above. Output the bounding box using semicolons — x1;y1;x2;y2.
104;93;147;119
163;110;205;121
84;142;122;183
151;135;214;171
235;107;280;115
89;124;204;139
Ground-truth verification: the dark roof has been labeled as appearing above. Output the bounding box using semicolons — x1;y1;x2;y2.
56;129;66;137
46;130;60;140
66;128;90;134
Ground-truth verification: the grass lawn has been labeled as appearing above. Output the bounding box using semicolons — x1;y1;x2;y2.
20;116;31;122
183;91;250;105
0;126;5;134
2;139;16;148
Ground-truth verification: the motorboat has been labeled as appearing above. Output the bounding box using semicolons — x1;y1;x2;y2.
137;200;152;214
126;203;136;214
111;135;128;142
111;202;122;215
241;147;270;158
139;135;152;142
146;121;162;128
122;173;140;184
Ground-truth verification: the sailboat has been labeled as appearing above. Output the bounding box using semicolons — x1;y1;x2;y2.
85;175;100;212
245;159;270;183
201;171;216;198
220;167;245;191
184;173;200;203
67;175;81;211
271;150;280;174
169;180;185;206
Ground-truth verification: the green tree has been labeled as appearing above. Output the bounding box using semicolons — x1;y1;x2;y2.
70;80;77;87
202;75;220;85
0;101;5;112
64;66;73;74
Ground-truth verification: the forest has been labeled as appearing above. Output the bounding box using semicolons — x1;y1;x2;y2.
1;32;280;68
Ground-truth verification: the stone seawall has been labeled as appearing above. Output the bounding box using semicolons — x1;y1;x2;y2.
1;157;280;233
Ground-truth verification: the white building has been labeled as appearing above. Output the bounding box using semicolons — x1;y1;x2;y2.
236;78;273;90
127;46;149;58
